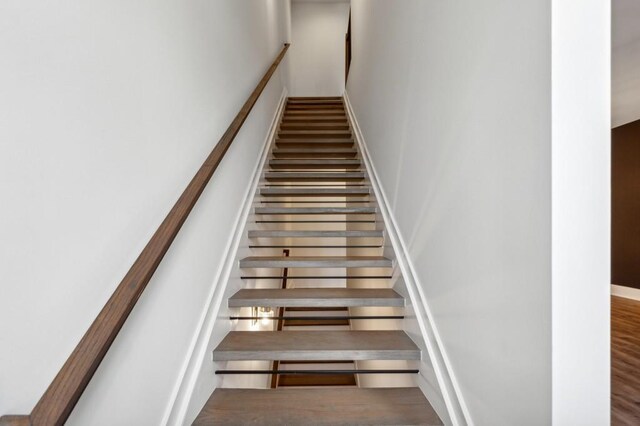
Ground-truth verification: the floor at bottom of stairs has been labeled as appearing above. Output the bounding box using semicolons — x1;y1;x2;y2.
193;387;442;426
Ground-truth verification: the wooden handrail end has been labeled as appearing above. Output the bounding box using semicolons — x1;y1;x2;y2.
0;415;31;426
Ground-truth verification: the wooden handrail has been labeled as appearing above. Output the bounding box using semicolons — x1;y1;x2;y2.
0;43;290;426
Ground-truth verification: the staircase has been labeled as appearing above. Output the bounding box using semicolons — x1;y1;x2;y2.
194;97;442;425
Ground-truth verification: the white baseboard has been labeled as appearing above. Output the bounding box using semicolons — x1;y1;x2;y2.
343;92;471;426
161;89;288;426
611;284;640;301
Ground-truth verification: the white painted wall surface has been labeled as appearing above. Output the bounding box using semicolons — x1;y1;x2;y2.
348;1;609;424
0;1;290;424
551;0;610;424
289;1;350;96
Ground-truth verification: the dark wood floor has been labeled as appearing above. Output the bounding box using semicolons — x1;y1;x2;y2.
612;296;640;425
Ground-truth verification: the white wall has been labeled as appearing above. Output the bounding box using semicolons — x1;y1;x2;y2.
0;1;291;424
347;1;609;425
289;1;350;96
551;1;610;424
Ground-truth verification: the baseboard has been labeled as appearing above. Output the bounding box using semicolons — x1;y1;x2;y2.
343;92;471;426
611;284;640;301
161;88;288;426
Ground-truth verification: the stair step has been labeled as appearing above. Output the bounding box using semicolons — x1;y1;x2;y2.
273;148;357;158
264;171;364;181
229;288;404;308
288;96;342;100
239;256;392;268
269;159;361;170
260;187;369;196
280;123;350;131
282;116;347;122
255;206;376;215
248;230;382;238
286;105;345;110
288;99;344;105
276;139;354;148
211;330;419;361
194;387;442;426
279;130;352;139
285;110;347;116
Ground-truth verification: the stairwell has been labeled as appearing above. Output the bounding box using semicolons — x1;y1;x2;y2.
193;97;443;425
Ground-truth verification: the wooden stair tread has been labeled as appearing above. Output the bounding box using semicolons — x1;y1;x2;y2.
260;187;369;196
288;96;342;101
255;206;375;214
279;130;352;138
285;110;347;115
229;288;404;307
281;123;350;130
273;148;357;154
239;256;392;268
264;171;364;181
276;138;353;143
287;99;344;105
194;387;441;425
272;151;357;159
211;330;419;361
286;104;344;108
248;230;382;238
282;116;347;122
270;159;360;164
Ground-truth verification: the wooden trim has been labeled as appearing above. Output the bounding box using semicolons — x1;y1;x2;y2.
3;43;290;426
